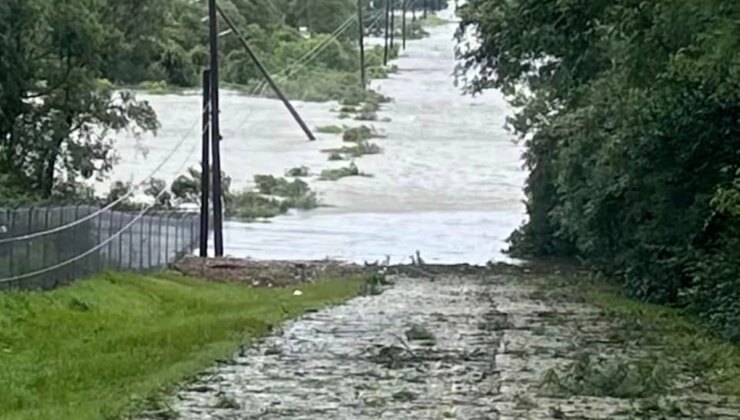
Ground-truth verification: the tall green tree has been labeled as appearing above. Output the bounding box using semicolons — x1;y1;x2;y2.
0;0;157;199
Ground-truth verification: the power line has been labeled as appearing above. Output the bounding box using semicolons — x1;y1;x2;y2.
278;14;360;79
281;10;385;81
0;107;208;245
217;3;316;141
248;9;384;98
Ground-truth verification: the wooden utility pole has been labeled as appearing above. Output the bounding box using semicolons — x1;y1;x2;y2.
402;0;407;49
217;5;316;141
358;0;366;88
199;69;211;258
390;0;395;50
207;0;224;257
383;0;391;65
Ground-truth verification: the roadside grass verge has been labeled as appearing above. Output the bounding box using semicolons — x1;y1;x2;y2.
533;273;740;398
0;271;365;420
587;279;740;397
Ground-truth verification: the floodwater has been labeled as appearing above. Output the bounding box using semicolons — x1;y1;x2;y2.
103;8;526;265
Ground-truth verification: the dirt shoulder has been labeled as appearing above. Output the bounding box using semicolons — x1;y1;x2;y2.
171;256;579;287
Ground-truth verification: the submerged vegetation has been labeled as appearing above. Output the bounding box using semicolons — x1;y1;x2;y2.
320;163;369;181
285;166;310;177
315;125;344;134
227;175;319;221
458;0;740;339
323;141;383;159
342;125;383;143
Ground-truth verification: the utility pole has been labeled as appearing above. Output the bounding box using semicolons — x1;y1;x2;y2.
199;69;211;258
208;0;224;257
402;0;407;49
358;0;366;88
217;5;316;141
423;0;428;18
390;0;395;50
383;0;390;65
412;0;416;22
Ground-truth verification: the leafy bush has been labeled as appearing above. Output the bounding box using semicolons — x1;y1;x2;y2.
253;175;309;197
225;174;319;220
226;191;285;220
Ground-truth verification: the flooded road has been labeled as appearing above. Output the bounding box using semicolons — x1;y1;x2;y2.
141;270;740;420
104;10;526;265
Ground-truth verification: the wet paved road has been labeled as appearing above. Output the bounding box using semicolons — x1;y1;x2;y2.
145;273;740;419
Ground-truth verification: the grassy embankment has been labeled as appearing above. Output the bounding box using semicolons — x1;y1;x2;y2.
0;272;365;420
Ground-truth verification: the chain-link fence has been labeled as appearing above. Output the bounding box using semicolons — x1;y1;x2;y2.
0;205;200;290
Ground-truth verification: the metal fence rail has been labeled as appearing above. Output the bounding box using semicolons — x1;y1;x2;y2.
0;205;200;290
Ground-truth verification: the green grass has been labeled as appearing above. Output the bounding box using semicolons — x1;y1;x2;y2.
0;271;364;420
546;273;740;397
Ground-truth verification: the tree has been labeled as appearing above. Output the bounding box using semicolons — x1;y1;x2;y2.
0;0;158;199
457;0;740;338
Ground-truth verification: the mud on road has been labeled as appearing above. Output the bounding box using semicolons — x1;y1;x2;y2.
143;269;740;419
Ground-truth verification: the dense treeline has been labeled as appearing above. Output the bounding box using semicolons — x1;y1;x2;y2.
458;0;739;339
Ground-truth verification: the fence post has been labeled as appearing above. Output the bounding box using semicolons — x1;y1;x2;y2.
157;212;163;267
41;207;49;271
164;214;171;266
114;212;123;270
127;213;134;271
147;215;153;270
56;207;64;280
138;215;145;271
26;207;33;275
192;215;198;253
174;213;181;262
8;210;16;277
